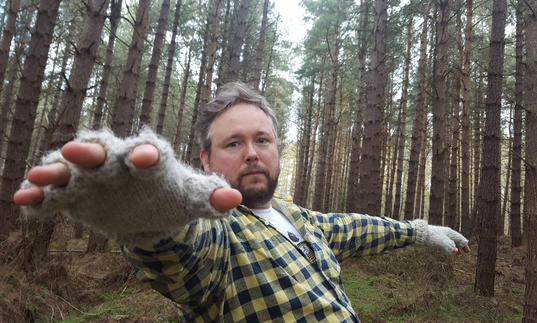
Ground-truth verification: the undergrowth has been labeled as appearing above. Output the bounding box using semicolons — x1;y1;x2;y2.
0;231;526;322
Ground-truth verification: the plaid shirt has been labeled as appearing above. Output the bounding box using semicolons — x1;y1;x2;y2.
123;198;416;322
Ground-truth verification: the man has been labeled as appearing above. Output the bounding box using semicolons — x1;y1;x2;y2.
14;82;469;322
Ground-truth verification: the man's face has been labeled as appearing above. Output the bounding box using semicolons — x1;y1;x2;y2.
200;103;280;209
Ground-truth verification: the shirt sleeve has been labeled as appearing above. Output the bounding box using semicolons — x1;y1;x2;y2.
121;218;229;314
305;210;417;261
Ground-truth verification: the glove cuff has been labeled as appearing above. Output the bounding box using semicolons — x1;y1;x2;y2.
413;219;429;245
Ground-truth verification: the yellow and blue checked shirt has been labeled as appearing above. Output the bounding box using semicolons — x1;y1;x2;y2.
123;198;417;322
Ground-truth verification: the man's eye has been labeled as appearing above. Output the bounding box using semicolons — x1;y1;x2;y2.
227;142;239;148
257;138;269;144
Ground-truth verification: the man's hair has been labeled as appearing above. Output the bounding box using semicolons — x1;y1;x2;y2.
195;82;279;152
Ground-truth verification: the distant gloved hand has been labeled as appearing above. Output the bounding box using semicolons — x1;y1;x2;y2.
413;219;470;253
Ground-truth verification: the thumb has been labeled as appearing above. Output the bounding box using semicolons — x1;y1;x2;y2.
210;188;242;212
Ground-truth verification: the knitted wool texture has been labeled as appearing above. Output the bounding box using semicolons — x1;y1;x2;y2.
413;219;469;252
20;128;231;246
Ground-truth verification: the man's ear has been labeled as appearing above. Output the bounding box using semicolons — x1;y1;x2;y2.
200;150;211;173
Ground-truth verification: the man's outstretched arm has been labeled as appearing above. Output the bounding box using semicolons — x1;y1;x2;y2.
14;142;240;210
14;128;242;246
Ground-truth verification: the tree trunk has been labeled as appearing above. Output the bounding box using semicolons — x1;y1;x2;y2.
226;0;251;82
429;0;450;225
138;0;170;129
93;0;122;129
500;106;512;236
155;0;183;135
251;0;269;90
446;6;464;230
312;89;330;212
0;0;23;161
510;0;524;247
461;0;473;235
416;120;429;219
471;72;485;237
474;0;506;297
305;70;324;208
0;0;61;240
523;0;537;319
173;48;191;154
215;0;233;89
294;79;314;206
111;0;150;137
50;0;110;149
86;230;109;253
404;1;430;220
321;30;340;213
199;0;223;108
357;0;386;217
36;29;74;158
0;0;20;94
186;2;211;167
392;15;412;220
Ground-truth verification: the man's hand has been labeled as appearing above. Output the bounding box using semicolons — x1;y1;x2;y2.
413;220;471;254
14;142;241;212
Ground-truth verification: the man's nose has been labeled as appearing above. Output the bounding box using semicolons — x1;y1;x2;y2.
245;143;259;162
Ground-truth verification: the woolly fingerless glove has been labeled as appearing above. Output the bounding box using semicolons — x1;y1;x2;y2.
413;219;469;253
19;128;231;246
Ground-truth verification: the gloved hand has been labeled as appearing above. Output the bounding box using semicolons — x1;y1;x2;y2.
413;219;470;253
17;128;234;246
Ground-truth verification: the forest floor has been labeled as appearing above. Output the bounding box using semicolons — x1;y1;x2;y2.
0;226;526;323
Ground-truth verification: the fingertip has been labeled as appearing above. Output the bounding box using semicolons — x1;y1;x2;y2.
131;144;160;168
13;187;44;206
62;142;106;168
211;188;242;212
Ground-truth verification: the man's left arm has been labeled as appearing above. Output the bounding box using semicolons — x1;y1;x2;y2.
307;211;469;261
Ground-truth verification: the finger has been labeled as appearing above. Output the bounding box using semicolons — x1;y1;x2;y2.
27;163;71;186
13;187;45;206
210;188;242;212
61;142;106;168
462;245;471;253
131;144;160;168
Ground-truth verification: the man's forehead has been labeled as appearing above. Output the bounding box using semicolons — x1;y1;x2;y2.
210;104;273;131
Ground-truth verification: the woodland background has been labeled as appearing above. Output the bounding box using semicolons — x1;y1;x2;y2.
0;0;535;321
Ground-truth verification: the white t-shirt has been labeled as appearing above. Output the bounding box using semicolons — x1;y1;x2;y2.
251;207;305;246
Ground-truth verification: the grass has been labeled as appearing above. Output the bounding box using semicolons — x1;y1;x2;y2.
340;239;525;322
0;232;526;322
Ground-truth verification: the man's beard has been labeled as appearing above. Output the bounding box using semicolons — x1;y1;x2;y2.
235;165;279;209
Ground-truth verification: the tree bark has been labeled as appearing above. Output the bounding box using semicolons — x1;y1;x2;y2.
155;0;183;135
173;48;191;155
392;15;413;220
111;0;150;137
404;2;430;220
139;0;170;129
0;0;21;94
0;0;61;240
357;0;386;217
346;0;369;213
474;0;506;297
294;79;314;206
251;0;269;90
50;0;110;149
93;0;122;130
429;0;450;225
186;3;211;167
199;0;223;109
461;0;473;235
226;0;251;82
523;0;537;319
510;0;524;247
446;5;464;230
